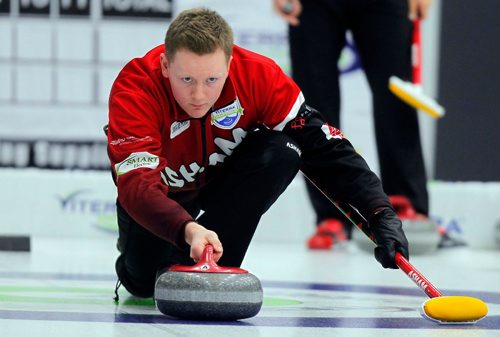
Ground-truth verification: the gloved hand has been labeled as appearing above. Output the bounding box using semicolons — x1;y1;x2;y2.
369;208;410;269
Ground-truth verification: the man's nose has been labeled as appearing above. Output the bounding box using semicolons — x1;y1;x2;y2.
191;84;206;101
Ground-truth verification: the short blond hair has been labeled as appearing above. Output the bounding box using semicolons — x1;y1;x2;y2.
165;8;234;62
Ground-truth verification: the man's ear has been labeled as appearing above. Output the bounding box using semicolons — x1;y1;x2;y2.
160;53;169;78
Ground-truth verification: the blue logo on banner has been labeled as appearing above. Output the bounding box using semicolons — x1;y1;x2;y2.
339;34;362;74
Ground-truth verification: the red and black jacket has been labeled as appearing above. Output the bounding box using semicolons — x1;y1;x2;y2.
107;44;390;247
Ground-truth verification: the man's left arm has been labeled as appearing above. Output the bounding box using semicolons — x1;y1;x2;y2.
282;104;386;216
282;103;409;268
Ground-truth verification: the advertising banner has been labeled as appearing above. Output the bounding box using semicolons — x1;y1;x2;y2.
0;0;10;13
0;169;117;238
60;0;91;16
102;0;172;19
19;0;50;15
1;168;498;249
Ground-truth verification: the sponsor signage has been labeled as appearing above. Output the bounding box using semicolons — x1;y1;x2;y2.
8;0;172;18
0;0;10;13
102;0;172;19
0;169;118;238
19;0;50;15
59;0;90;16
0;139;109;170
57;188;118;233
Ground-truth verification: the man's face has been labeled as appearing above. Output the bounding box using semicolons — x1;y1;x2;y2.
161;48;231;119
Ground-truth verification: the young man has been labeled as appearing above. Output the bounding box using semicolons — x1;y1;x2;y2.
106;7;409;298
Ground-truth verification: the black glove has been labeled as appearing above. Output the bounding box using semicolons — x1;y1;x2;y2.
369;208;409;269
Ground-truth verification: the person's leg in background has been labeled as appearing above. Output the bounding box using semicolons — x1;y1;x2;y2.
350;0;429;216
289;0;352;249
114;129;302;298
352;0;465;249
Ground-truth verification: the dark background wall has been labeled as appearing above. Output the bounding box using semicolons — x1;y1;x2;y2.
436;0;500;181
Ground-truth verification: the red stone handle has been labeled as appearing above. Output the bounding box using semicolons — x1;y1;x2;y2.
168;244;248;274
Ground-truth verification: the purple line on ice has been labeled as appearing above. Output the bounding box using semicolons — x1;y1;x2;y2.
0;309;499;329
0;271;499;303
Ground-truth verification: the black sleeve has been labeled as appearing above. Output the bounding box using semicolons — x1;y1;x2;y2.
282;103;392;219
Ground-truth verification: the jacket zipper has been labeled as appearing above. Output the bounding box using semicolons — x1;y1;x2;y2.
196;114;209;188
200;114;208;166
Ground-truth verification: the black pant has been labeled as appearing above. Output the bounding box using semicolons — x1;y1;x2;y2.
115;129;301;297
289;0;429;226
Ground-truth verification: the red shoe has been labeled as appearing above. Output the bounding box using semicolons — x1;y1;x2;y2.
307;219;347;250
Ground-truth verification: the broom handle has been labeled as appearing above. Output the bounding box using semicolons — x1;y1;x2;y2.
301;172;443;298
395;252;442;298
335;199;443;298
412;19;422;85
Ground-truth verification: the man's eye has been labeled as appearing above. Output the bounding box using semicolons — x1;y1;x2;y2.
207;77;217;83
182;77;192;83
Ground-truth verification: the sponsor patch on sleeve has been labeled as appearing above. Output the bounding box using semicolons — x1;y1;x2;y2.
110;136;152;146
321;124;344;140
115;152;160;176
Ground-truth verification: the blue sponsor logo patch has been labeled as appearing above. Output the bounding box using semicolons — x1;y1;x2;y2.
210;98;244;129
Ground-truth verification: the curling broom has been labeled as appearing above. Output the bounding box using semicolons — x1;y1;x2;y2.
389;19;445;119
302;172;488;324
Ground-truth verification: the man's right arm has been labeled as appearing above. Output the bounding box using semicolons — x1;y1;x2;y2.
108;91;194;248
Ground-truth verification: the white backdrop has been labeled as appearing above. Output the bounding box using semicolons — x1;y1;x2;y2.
5;1;488;249
0;168;499;249
0;0;442;176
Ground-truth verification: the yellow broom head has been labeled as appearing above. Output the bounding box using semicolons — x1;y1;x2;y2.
389;76;445;119
422;296;488;324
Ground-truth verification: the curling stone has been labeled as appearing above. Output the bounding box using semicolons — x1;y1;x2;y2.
154;245;263;320
353;195;441;255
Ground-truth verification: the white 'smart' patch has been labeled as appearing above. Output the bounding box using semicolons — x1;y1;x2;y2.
115;152;159;176
321;124;344;140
